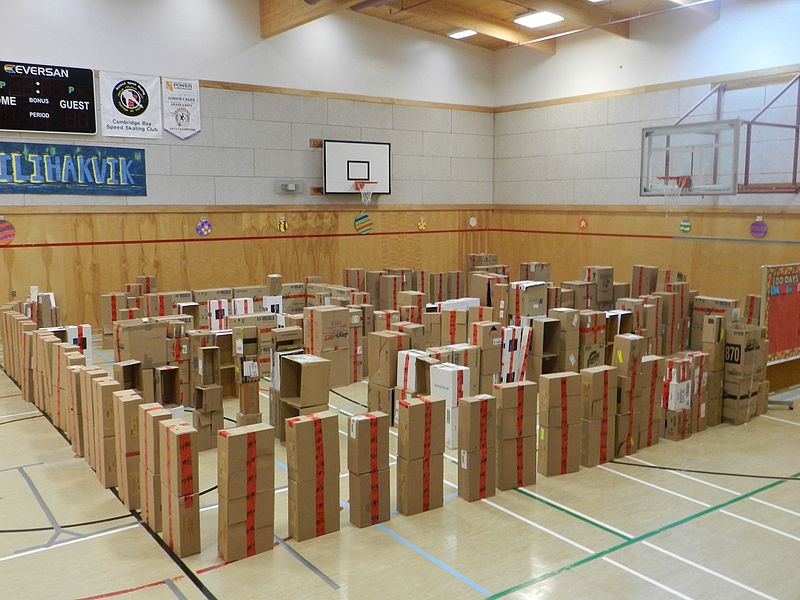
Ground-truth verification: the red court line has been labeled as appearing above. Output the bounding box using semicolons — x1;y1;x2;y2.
0;393;23;399
75;578;176;600
2;228;485;250
490;227;674;240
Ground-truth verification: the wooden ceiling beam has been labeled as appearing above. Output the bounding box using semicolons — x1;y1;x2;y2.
510;0;629;38
405;0;556;53
260;0;365;38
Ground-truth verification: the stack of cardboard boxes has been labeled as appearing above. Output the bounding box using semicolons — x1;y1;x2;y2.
690;296;739;350
286;411;340;541
217;424;275;561
139;403;171;532
348;412;390;527
638;355;665;448
663;357;692;440
578;311;606;370
430;362;470;449
159;419;200;557
494;381;537;489
114;389;145;509
507;282;547;326
395;349;438;407
723;323;767;424
611;333;644;457
458;394;496;501
367;330;411;424
519;261;550;282
581;266;615;311
93;376;123;487
470;321;502;393
277;354;330;442
580;366;617;467
190;343;224;450
549;308;580;372
561;280;596;310
232;325;262;426
397;396;445;515
538;372;581;476
527;318;558;381
701;316;725;425
683;350;709;433
304;306;352;388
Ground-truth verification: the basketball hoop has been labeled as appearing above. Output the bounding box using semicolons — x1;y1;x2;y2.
658;175;692;216
354;181;377;205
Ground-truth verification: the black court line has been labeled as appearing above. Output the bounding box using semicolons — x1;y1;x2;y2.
329;388;368;409
274;535;340;590
611;460;800;481
0;513;136;534
0;414;45;426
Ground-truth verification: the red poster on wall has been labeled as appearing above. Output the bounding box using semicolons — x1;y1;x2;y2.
762;263;800;364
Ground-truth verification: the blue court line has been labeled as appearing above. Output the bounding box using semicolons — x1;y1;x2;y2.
93;349;114;363
340;500;489;596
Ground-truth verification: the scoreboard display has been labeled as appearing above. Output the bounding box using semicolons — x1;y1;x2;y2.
0;61;96;134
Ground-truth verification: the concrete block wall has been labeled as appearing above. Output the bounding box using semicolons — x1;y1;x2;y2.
0;87;494;206
494;83;800;207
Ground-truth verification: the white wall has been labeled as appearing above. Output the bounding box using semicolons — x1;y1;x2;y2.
494;0;800;106
0;0;494;107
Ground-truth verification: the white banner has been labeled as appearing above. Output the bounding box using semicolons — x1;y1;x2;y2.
100;71;162;138
162;77;201;139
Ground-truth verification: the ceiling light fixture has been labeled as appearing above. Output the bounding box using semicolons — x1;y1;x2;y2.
448;29;477;39
514;11;564;28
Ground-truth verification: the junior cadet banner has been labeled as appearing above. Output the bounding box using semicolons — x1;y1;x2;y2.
162;77;201;139
100;71;162;138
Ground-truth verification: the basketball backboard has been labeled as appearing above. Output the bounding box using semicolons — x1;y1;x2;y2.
640;119;741;196
323;140;390;195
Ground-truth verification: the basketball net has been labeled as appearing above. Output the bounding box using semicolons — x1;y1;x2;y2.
658;176;691;217
354;181;377;206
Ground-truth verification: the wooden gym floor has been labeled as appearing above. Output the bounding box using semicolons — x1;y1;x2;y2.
1;339;799;600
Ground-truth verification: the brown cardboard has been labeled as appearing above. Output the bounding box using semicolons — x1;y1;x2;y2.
349;469;390;528
611;334;644;378
139;405;171;475
367;331;410;388
113;319;168;368
158;420;199;495
113;360;143;391
280;354;330;407
397;455;444;515
347;412;390;475
496;436;536;490
441;309;467;345
288;474;341;541
538;424;580;476
160;484;201;557
458;446;496;501
285;411;340;482
458;395;497;452
397;396;446;460
218;520;274;562
494;381;537;439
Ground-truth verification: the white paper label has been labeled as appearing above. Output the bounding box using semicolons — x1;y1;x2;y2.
350;417;358;438
197;358;203;376
243;361;259;378
460;449;468;469
569;353;577;366
235;338;244;355
492;337;502;346
572;314;579;328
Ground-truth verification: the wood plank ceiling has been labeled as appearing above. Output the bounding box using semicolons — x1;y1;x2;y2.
260;0;705;53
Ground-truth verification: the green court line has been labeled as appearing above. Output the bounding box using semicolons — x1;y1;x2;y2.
512;488;630;540
488;470;799;599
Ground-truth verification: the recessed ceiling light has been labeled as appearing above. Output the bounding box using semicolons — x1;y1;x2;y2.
514;11;564;28
448;29;477;39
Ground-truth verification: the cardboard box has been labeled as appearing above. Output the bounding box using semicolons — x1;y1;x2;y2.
303;306;351;354
158;420;199;496
397;455;444;515
458;446;496;501
367;331;410;388
581;415;616;467
494;381;536;439
611;334;644;378
458;395;496;452
218;520;274;562
469;321;502;351
441;309;467;345
280;354;330;408
288;475;340;541
561;281;597;310
430;363;470;408
664;409;691;440
538;424;580;476
496;436;536;490
379;275;401;311
113;319;168;368
580;366;617;420
367;383;395;422
519;261;550;281
349;468;390;527
217;424;275;500
632;265;658;296
396;350;439;394
391;321;426;350
285;411;339;482
347;412;389;475
397;396;445;460
581;266;614;304
160;485;201;557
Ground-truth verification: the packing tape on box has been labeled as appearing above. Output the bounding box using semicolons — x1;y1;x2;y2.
309;414;327;537
626;358;638;455
479;398;488;500
366;413;380;525
457;370;464;405
246;431;257;556
422;398;432;511
600;371;609;464
514;286;521;326
449;311;456;344
560;378;569;475
438;274;444;303
648;362;658;446
516;386;525;486
393;278;397;311
696;356;705;428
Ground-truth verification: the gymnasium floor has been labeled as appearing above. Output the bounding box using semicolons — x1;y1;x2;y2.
1;340;799;600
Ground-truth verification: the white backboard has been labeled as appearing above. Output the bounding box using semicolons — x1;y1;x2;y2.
323;140;390;194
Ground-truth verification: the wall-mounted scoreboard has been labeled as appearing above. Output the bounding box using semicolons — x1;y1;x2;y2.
0;60;96;134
